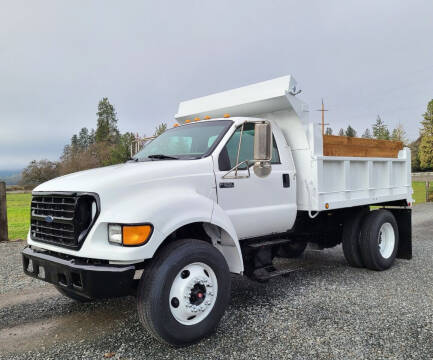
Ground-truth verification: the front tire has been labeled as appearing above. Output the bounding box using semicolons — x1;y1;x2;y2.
137;239;231;346
360;209;399;271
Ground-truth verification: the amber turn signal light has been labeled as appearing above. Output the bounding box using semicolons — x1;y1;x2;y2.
122;225;153;246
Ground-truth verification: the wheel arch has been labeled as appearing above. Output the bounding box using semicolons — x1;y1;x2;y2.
153;220;244;274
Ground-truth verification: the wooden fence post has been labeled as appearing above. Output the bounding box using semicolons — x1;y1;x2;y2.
427;181;431;203
0;182;8;241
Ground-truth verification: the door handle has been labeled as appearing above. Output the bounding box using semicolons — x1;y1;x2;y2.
282;174;290;188
219;182;234;189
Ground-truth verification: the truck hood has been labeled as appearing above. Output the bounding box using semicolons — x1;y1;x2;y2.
34;158;214;194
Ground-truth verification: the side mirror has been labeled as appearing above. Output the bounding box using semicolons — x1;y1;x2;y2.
253;122;272;178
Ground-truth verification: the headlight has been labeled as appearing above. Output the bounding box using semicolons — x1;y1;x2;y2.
108;224;153;246
108;224;122;244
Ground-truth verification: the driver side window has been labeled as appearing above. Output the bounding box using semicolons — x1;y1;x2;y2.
219;123;280;171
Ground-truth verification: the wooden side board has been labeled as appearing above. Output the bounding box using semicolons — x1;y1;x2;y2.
323;135;403;158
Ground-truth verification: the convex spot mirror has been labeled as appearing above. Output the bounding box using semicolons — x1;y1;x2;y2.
253;121;272;178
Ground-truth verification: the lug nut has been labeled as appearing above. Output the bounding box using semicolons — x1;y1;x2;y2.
171;297;180;308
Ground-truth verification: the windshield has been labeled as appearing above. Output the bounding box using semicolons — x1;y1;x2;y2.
133;120;233;161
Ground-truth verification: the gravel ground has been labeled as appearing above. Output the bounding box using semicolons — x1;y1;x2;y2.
0;204;432;360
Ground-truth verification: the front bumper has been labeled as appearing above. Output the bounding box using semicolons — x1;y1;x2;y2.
22;247;137;299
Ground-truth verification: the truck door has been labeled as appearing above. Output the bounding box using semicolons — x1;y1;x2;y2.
213;122;297;239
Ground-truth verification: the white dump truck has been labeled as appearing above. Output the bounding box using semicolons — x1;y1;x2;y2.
22;76;413;346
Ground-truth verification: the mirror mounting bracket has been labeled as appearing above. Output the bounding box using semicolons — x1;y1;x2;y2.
222;160;251;179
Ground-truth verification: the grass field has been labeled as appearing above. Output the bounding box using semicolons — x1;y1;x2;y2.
412;181;428;204
6;193;31;240
4;182;431;240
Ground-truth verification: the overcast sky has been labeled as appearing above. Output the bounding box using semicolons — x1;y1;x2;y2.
1;0;433;171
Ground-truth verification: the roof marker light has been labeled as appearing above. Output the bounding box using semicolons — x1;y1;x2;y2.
185;119;191;123
173;123;179;127
204;115;211;120
223;114;230;118
194;117;200;121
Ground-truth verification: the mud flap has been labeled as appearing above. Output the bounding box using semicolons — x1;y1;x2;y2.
389;208;412;260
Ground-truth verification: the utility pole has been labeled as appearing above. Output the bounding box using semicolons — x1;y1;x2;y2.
316;99;329;136
0;182;8;242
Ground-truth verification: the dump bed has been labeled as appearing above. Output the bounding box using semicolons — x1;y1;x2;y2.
175;75;413;211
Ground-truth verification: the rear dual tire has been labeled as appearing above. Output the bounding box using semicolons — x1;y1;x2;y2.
342;207;369;268
360;209;399;271
343;209;399;271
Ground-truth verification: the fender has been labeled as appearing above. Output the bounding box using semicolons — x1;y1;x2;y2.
152;192;244;274
207;201;244;273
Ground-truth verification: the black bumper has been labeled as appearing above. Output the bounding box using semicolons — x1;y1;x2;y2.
22;247;136;299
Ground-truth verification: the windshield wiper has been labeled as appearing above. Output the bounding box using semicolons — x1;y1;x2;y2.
147;154;179;160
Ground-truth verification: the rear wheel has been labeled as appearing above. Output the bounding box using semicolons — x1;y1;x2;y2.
342;207;369;268
137;239;231;346
55;286;92;302
360;209;399;271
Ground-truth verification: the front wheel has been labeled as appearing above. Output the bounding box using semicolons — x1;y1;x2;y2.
137;239;231;346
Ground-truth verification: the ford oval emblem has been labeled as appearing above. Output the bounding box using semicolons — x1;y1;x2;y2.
45;215;54;223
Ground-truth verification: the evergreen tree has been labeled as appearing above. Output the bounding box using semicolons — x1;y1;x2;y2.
111;132;136;164
372;115;390;140
390;123;408;145
71;134;79;149
362;128;372;138
345;125;357;137
325;127;333;135
419;99;433;170
410;137;422;172
78;127;91;150
89;129;96;145
338;128;345;136
61;144;71;161
154;123;168;137
95;98;120;143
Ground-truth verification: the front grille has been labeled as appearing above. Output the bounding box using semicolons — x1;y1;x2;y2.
30;193;98;250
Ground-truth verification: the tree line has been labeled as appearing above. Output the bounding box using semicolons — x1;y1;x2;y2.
324;99;433;171
325;115;408;143
20;98;167;188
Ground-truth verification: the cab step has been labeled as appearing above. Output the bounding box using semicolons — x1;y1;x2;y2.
247;238;292;249
251;265;302;282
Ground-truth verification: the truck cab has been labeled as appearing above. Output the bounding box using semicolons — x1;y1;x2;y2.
22;75;412;346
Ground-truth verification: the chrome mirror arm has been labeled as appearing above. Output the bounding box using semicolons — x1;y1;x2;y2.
222;160;251;179
234;123;244;178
